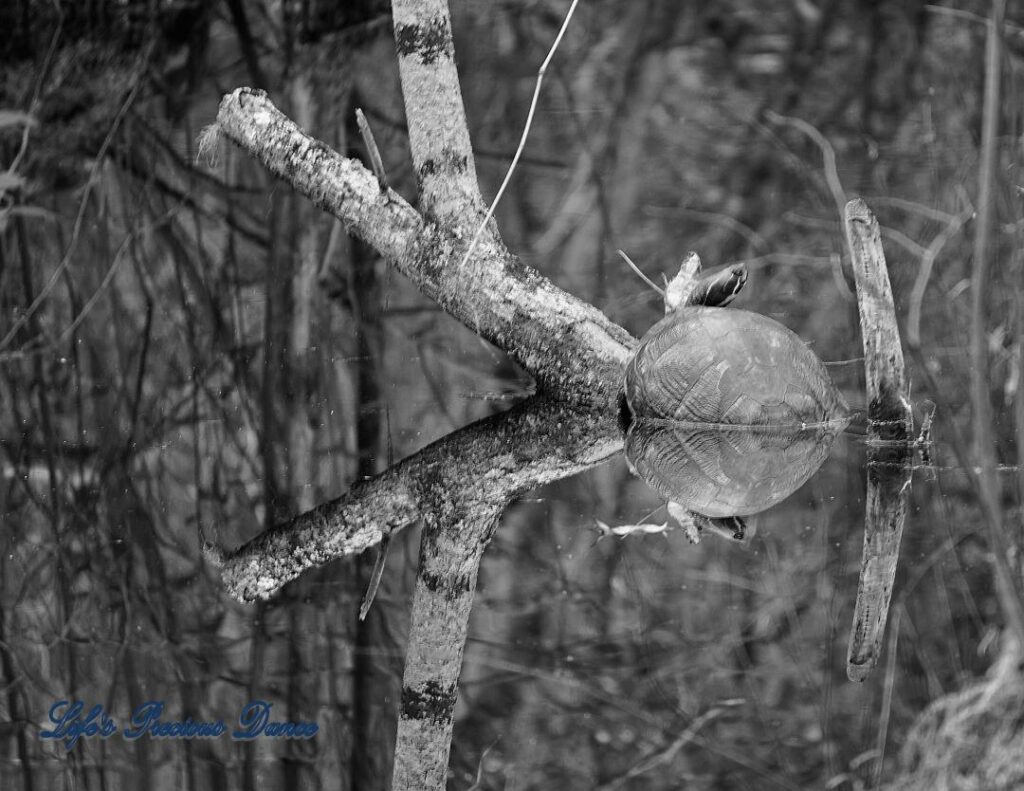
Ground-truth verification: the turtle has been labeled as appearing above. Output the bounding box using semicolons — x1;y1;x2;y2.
618;253;851;541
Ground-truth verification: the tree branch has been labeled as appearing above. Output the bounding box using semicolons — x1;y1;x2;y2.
393;507;502;790
209;397;620;601
210;88;634;409
206;5;633;787
391;0;482;223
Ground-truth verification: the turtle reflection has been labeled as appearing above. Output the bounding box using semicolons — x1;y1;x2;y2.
619;258;850;539
623;413;850;539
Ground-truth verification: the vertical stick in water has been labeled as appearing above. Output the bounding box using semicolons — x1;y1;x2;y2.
844;198;913;682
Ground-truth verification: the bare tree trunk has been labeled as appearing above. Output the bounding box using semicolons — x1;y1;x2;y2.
392;507;503;790
282;68;332;791
351;235;402;791
969;0;1024;647
0;594;34;791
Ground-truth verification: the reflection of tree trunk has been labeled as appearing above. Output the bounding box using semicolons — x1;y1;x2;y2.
260;189;293;526
15;211;77;773
393;507;503;790
968;0;1024;648
0;590;34;791
281;73;326;790
447;502;546;778
245;169;299;790
124;648;154;788
351;233;402;790
208;3;637;786
242;602;267;791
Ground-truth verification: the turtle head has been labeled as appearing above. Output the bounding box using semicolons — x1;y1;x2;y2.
689;263;747;308
693;514;748;541
667;503;755;543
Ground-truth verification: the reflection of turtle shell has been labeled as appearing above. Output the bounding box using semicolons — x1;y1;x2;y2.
622;307;850;517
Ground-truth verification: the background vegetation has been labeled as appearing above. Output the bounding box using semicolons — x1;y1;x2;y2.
1;0;1021;788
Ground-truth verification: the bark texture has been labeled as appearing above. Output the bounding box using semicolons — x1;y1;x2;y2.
205;2;635;788
392;508;502;790
210;399;620;601
391;0;482;223
212;89;634;412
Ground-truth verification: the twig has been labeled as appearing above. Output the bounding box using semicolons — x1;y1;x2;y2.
597;706;729;790
925;2;1024;33
464;740;500;791
873;605;903;790
616;249;664;296
907;210;969;348
657;205;769;252
764;109;853;297
356;108;388;191
880;226;926;259
862;196;958;225
51;208;180;352
358;533;390;621
457;0;581;271
764;110;847;223
3;21;61;187
0;53;149;354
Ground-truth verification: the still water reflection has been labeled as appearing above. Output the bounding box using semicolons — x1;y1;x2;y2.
0;372;1001;791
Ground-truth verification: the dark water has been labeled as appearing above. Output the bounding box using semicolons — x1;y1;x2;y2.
1;2;1017;789
2;370;997;791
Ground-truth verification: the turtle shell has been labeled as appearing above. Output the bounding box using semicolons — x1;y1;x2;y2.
622;306;850;517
